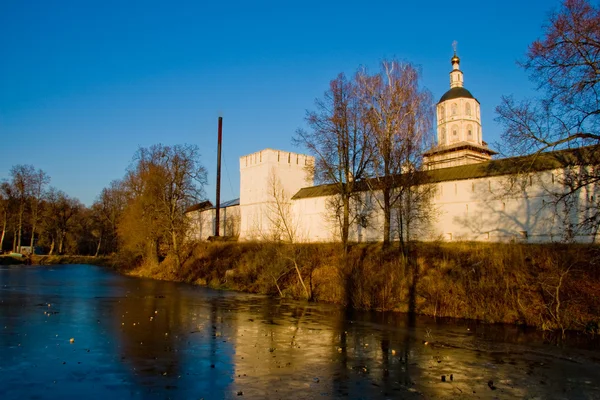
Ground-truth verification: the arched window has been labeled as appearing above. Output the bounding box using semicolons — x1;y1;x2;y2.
465;103;471;116
451;103;457;115
452;125;458;141
441;127;446;143
467;124;473;140
439;105;445;119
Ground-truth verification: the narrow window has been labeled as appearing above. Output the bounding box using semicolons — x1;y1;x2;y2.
277;152;280;162
529;175;533;186
441;127;446;142
296;155;299;164
467;124;473;140
472;182;475;192
440;105;445;119
454;183;457;195
288;153;291;163
260;152;262;162
452;103;457;115
466;103;471;116
551;173;554;184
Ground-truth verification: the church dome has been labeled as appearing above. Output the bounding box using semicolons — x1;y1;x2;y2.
438;86;476;103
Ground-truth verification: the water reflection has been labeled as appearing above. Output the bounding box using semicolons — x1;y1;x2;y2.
1;264;599;399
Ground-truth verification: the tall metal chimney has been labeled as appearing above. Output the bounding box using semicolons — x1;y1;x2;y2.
215;117;223;237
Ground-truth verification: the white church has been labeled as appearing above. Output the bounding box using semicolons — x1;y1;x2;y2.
187;52;599;244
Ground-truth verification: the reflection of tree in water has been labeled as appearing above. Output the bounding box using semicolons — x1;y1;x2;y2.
108;280;237;397
111;279;187;382
328;309;423;399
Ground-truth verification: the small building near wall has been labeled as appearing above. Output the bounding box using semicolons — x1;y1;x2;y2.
185;198;241;240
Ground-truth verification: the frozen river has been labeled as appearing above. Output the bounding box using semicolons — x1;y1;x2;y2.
1;264;599;399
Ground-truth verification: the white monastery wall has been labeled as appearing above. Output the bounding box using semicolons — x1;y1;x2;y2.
290;168;598;244
187;51;598;244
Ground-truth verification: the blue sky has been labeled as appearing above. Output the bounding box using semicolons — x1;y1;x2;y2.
1;0;559;206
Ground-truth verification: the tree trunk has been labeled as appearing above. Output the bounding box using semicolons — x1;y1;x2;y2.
0;213;6;252
383;188;391;247
13;230;17;252
49;238;55;255
171;230;181;269
58;232;65;254
95;235;102;257
398;205;407;257
30;220;37;251
17;203;23;253
342;193;350;255
145;239;159;268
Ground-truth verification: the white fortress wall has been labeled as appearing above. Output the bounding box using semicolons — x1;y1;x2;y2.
239;148;314;240
287;166;599;244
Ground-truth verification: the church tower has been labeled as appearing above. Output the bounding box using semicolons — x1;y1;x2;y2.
423;46;496;170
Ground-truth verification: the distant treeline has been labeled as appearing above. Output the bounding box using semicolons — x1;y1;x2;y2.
1;143;207;263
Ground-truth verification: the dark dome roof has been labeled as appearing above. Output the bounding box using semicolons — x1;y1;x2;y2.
439;87;477;103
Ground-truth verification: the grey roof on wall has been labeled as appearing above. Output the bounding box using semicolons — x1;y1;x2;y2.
184;200;213;213
216;198;240;208
184;198;240;214
291;145;600;200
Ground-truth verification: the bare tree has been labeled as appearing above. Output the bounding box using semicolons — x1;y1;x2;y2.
264;168;298;243
42;188;81;254
93;180;127;254
294;73;372;253
496;0;600;239
9;165;32;252
29;169;50;252
356;60;434;248
0;182;13;252
119;144;207;269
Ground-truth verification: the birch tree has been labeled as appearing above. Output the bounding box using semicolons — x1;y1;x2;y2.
356;60;433;248
294;73;372;254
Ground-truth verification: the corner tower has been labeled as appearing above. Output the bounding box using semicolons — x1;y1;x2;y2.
423;47;496;170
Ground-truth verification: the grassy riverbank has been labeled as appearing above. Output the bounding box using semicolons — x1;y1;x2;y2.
31;242;600;333
114;241;599;334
